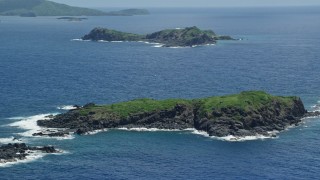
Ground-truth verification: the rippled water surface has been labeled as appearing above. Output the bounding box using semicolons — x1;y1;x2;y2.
0;7;320;179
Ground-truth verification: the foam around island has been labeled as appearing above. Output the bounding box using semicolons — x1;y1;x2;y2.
36;91;312;138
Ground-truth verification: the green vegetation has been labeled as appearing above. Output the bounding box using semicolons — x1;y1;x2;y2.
83;28;145;41
0;0;150;16
0;0;106;16
78;91;298;119
146;26;219;46
80;98;192;118
199;91;297;116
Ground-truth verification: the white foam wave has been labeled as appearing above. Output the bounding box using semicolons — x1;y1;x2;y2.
116;128;275;141
117;127;194;132
311;104;320;112
55;136;75;140
31;128;75;140
152;45;164;48
0;137;23;144
57;105;77;110
302;114;320;120
168;46;188;48
32;133;75;141
8;114;53;131
6;116;26;120
191;130;277;142
86;129;108;135
5;113;75;141
97;40;125;43
71;39;90;42
0;149;66;168
144;42;162;45
165;44;215;49
0;150;45;168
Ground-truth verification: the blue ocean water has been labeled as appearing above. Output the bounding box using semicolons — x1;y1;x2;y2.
0;7;320;179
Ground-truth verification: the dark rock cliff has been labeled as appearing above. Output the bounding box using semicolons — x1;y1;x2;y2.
36;92;309;138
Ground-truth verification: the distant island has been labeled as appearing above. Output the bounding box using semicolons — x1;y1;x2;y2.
0;0;149;17
104;9;150;16
57;17;88;21
34;91;319;138
82;26;234;47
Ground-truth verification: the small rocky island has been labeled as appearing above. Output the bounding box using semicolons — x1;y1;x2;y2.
82;26;234;47
35;91;319;138
0;143;58;164
57;17;88;21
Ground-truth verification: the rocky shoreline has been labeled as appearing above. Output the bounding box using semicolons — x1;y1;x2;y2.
0;143;59;164
33;91;320;138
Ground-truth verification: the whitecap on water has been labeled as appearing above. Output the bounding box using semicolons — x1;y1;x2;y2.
0;150;45;168
6;116;26;120
57;105;77;110
152;45;164;48
116;127;276;141
86;129;108;135
0;149;66;168
71;39;90;42
191;129;277;142
117;127;188;132
168;46;189;48
0;136;23;144
8;114;56;136
311;104;320;112
6;113;74;140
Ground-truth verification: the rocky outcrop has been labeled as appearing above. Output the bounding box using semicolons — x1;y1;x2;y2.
82;26;234;47
82;28;144;42
146;26;234;47
35;91;315;138
0;143;58;164
37;104;195;135
194;98;307;137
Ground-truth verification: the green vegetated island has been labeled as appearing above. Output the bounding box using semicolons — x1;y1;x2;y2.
0;0;149;16
34;91;319;139
82;26;234;47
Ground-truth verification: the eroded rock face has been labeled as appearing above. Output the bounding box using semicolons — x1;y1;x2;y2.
119;104;195;130
36;95;309;138
37;104;195;135
194;98;307;137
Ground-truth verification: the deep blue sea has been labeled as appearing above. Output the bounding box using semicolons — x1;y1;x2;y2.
1;7;320;179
